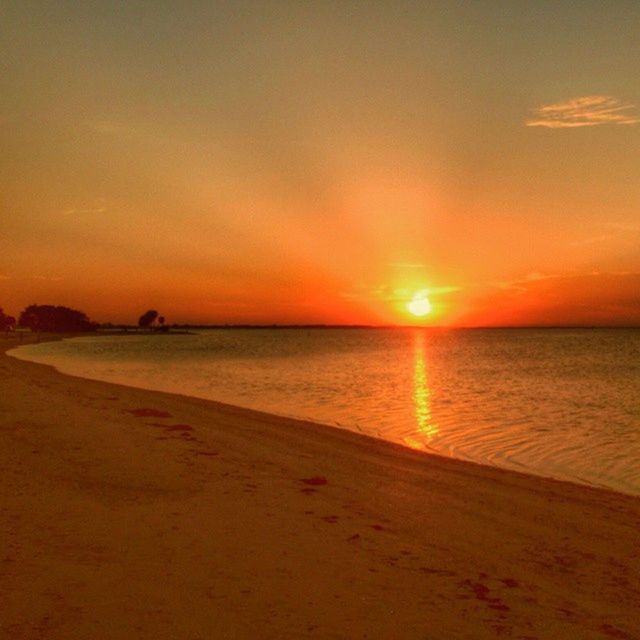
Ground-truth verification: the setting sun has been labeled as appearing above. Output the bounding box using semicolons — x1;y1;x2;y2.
407;291;432;317
2;4;640;639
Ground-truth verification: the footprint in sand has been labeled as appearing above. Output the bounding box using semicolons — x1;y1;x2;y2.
146;422;194;433
459;579;511;612
501;578;519;588
599;623;634;639
299;477;328;494
419;567;457;577
300;476;328;486
127;408;173;418
165;424;193;432
144;422;201;443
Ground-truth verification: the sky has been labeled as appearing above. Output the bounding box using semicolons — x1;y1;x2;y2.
1;1;639;326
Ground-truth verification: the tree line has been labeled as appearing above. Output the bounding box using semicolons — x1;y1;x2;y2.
0;305;167;333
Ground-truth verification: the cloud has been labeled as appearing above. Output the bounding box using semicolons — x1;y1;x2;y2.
462;272;640;326
62;207;107;216
496;271;560;291
341;284;460;303
526;96;639;128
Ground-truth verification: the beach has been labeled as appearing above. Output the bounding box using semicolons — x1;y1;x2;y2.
1;335;639;639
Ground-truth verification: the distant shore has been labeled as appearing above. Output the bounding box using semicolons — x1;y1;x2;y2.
1;333;638;639
103;324;640;330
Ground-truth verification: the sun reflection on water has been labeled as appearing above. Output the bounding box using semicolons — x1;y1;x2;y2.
405;331;438;450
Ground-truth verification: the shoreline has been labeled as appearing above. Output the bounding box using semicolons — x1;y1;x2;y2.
9;332;639;499
1;333;639;638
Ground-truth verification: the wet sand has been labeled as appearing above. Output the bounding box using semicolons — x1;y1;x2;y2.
1;334;639;639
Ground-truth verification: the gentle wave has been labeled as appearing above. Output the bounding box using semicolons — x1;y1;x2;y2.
10;328;640;495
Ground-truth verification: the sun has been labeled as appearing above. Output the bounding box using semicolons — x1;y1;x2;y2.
407;290;432;317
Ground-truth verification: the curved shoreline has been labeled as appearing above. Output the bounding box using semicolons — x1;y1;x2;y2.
8;333;638;498
1;333;639;639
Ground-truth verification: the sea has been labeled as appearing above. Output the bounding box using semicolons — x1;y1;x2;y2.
10;328;640;496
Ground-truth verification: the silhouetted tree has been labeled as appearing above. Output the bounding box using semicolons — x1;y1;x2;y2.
18;304;97;332
0;308;16;332
138;309;158;330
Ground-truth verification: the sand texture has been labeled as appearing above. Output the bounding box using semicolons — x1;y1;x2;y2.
1;334;639;639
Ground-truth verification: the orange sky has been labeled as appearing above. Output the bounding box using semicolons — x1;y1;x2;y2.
1;2;639;326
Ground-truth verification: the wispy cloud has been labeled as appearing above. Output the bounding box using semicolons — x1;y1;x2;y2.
526;96;639;128
62;206;107;216
460;272;640;327
496;271;561;291
341;284;460;302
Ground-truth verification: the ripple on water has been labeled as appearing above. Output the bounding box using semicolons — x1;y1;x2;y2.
9;327;640;495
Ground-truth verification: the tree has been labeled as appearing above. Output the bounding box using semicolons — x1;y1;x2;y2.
0;308;16;331
18;304;97;332
138;309;158;330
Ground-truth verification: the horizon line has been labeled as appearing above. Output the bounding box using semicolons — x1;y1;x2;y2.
98;323;640;330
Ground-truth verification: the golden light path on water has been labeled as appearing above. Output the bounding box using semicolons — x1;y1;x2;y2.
404;332;438;450
10;329;640;495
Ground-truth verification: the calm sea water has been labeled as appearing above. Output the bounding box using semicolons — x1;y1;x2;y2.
11;328;640;495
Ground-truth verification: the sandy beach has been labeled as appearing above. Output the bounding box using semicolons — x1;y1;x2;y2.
1;335;638;640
